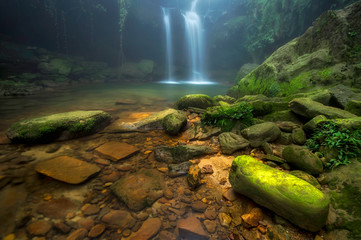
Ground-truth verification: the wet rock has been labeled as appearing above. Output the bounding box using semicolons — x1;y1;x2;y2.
45;144;61;153
7;110;111;144
282;145;323;175
204;208;217;220
218;132;250;154
178;216;209;240
77;217;94;230
66;228;88;240
187;164;202;189
26;220;52;236
168;162;191;178
223;188;238;202
203;220;217;234
81;203;100;216
154;145;216;164
54;222;71;233
88;223;106;238
201;164;214;174
291;128;306;145
289;98;356;120
219;212;232;227
241;208;264;228
111;169;164;211
162;110;187;135
37;198;78;219
241;122;281;147
127;218;161;240
191;201;208;213
94;141;139;161
164;189;173;199
175;94;213;110
35;156;100;184
229;155;329;232
101;210;136;229
118;108;179;131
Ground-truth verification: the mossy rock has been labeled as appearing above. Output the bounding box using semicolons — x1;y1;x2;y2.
162;110;187;135
303;115;328;133
229;155;329;232
241;122;281;147
289;98;357;120
290;170;321;189
282;145;323;175
213;95;236;105
175;94;214;110
323;161;361;240
262;110;302;123
154;145;216;164
7;111;111;144
292;128;307;145
345;100;361;116
218;132;250;154
316;117;361;131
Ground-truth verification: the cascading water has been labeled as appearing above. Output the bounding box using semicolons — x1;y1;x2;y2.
162;8;175;83
183;0;208;84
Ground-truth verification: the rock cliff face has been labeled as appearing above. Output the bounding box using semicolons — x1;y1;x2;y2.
230;1;361;98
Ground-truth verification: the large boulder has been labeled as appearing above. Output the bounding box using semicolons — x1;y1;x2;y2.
154;145;216;164
6;111;111;144
218;132;250;154
241;122;281;147
282;145;323;175
229;155;329;232
321;161;361;240
289;98;356;119
175;94;214;110
111;169;164;211
162;110;187;135
345;100;361;116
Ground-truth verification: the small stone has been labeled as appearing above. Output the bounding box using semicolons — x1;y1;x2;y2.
201;164;214;174
258;225;267;234
127;218;162;240
94;158;110;165
66;228;88;240
88;224;106;238
223;188;238;202
77;217;94;230
101;171;120;182
101;210;136;229
203;220;217;233
187;164;202;189
164;189;173;199
178;216;209;240
122;229;132;237
95;141;139;161
26;220;52;236
191;201;208;212
204;208;217;220
219;212;232;227
54;221;71;233
81;203;100;216
241;208;264;227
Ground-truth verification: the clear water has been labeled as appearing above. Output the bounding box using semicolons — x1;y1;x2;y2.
0;82;229;131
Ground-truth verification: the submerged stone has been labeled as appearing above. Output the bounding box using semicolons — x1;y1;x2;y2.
94;141;139;161
6;110;111;144
162;110;187;135
154;145;216;164
35;156;100;184
229;155;329;232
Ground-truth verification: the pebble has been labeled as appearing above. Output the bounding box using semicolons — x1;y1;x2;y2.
26;220;52;236
77;217;94;230
241;208;264;228
201;164;214;174
219;212;232;227
164;189;173;199
66;228;88;240
204;208;218;220
191;201;208;213
88;223;106;238
223;188;238;202
203;220;217;233
54;221;71;233
81;203;100;216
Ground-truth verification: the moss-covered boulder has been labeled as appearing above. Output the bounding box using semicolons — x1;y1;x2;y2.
213;95;236;105
229;155;329;232
292;128;307;145
7;111;111;144
154;145;216;164
262;110;302;123
290;170;321;189
162;111;187;135
289;98;356;119
241;122;281;147
282;145;323;175
312;117;361;131
175;94;214;110
218;132;250;154
345;100;361;116
303;115;328;133
322;161;361;240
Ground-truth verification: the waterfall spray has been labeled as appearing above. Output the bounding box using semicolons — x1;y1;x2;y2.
162;8;175;83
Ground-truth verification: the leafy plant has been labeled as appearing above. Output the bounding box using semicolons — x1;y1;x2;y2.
201;102;253;132
306;122;361;169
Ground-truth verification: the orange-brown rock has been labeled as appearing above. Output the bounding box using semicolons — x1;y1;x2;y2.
223;188;238;202
187;164;202;189
178;216;209;240
128;218;162;240
88;224;106;238
101;210;136;229
37;198;78;219
241;208;264;228
94;141;139;161
26;220;52;236
66;228;88;240
35;156;100;184
81;203;100;216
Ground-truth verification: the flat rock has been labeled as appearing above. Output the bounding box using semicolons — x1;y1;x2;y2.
35;156;100;184
6;110;111;144
128;218;162;240
101;210;136;229
229;155;329;232
88;224;106;238
289;98;356;119
154;145;216;164
111;169;165;211
37;198;78;219
94;141;139;161
26;220;52;236
178;216;209;240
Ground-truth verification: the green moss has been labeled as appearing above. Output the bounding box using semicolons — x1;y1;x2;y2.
175;94;213;110
279;72;310;96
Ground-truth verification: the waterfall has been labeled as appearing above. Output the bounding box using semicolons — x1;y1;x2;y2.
183;0;207;83
162;8;175;82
